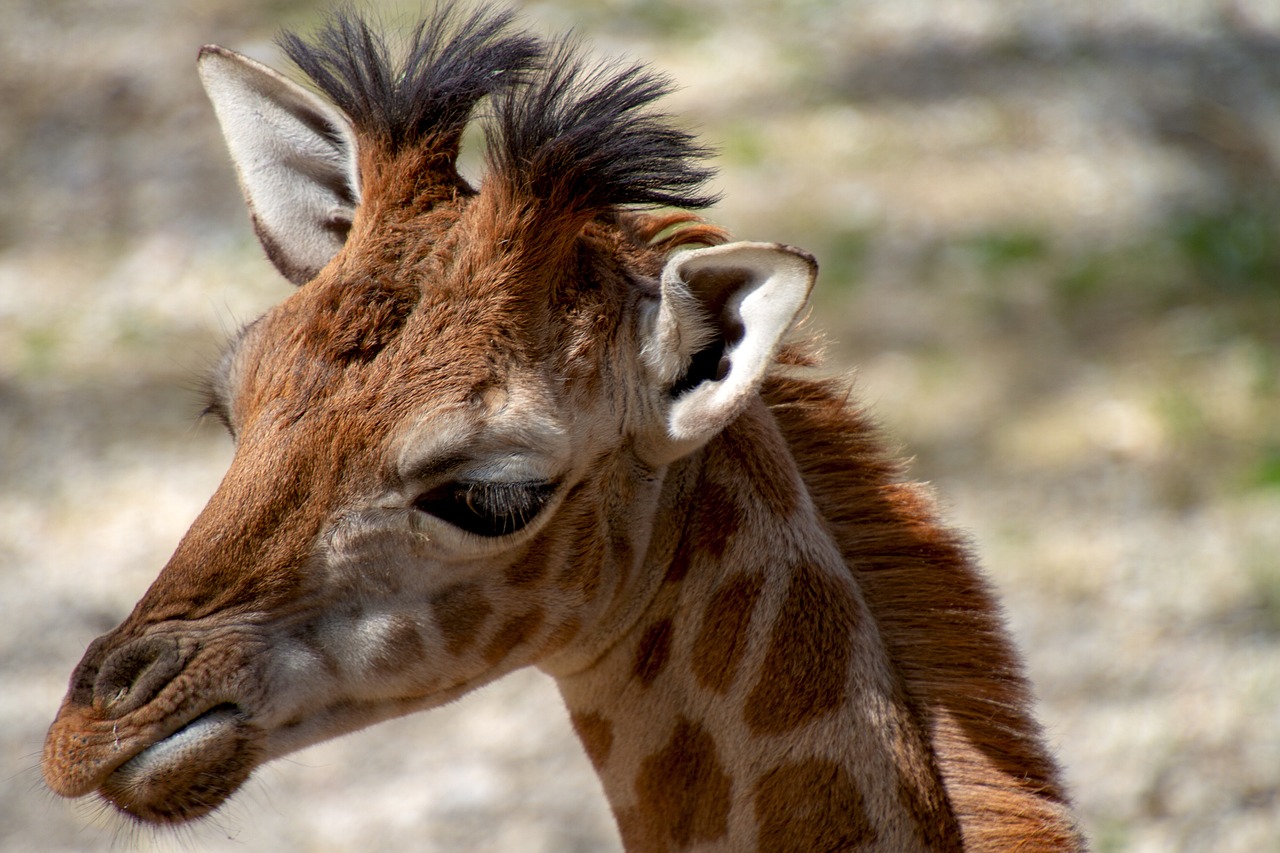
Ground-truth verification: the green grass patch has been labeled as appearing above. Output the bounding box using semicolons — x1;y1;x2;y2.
1173;205;1280;295
814;229;873;290
1249;447;1280;492
959;229;1050;273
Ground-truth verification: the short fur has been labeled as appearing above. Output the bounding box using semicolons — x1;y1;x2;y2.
764;373;1083;849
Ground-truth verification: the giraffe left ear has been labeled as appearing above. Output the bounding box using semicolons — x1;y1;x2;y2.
198;45;361;286
640;242;816;465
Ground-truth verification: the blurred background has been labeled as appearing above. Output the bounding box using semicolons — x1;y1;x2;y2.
2;0;1278;850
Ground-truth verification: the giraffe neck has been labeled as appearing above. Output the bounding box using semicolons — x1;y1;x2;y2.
549;398;963;853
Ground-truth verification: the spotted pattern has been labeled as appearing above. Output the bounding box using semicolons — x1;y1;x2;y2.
482;608;545;665
691;572;765;694
753;757;875;853
539;616;581;656
429;582;493;657
664;480;743;584
369;616;426;674
298;622;341;676
632;618;674;687
743;565;856;734
634;716;732;848
569;710;614;771
714;414;801;520
503;553;549;586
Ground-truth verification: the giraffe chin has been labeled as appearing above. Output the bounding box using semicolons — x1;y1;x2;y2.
98;706;258;825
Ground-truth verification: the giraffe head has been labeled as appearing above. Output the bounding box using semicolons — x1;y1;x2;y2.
42;9;814;824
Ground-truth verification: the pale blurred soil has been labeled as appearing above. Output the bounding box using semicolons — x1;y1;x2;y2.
3;1;1279;852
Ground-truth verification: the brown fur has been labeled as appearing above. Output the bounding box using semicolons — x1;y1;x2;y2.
369;617;428;675
743;563;858;735
690;572;765;694
632;618;676;687
634;716;733;848
430;582;494;657
569;710;615;771
763;373;1083;850
482;608;546;666
753;758;876;853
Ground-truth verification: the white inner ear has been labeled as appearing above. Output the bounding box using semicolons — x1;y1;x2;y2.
645;242;816;462
198;45;361;285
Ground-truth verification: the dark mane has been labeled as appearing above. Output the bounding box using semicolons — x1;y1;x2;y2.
278;6;540;153
277;7;718;215
764;371;1082;848
486;38;720;212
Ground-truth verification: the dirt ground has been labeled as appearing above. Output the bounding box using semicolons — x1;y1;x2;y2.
2;1;1278;851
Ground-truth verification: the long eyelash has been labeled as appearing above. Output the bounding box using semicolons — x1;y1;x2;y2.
414;480;557;537
194;319;255;437
463;482;553;533
196;378;233;434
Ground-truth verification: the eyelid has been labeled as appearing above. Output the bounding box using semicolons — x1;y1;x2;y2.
400;454;471;487
400;452;559;491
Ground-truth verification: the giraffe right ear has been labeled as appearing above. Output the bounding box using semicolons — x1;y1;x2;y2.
198;45;361;286
639;242;817;466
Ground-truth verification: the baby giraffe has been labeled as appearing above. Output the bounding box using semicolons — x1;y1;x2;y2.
43;6;1085;851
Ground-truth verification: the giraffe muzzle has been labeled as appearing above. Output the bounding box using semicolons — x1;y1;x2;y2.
44;627;267;822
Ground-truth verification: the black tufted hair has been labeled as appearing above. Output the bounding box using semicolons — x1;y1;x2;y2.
277;5;718;213
277;5;541;153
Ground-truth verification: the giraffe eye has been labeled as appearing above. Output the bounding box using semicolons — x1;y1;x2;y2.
412;480;557;538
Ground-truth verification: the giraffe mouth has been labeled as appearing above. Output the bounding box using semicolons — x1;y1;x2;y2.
98;704;261;825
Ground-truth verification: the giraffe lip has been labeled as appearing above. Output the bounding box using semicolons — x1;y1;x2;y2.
99;704;259;824
114;704;244;773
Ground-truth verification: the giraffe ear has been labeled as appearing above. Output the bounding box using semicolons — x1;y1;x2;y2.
640;242;816;465
198;45;361;286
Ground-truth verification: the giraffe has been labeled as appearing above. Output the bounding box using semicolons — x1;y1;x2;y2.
42;7;1086;851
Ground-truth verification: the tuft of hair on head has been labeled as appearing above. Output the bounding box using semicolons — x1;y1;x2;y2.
277;5;543;158
485;37;721;220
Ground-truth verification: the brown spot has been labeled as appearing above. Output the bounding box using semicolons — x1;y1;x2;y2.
764;375;1082;845
664;480;744;584
503;554;548;586
539;616;582;656
569;710;614;771
634;716;731;847
615;807;665;853
307;278;421;364
299;622;341;676
697;480;745;563
664;528;697;584
430;582;493;657
370;616;426;674
743;565;856;734
717;416;800;520
753;758;875;853
557;525;604;594
552;480;607;593
482;608;545;665
691;572;765;694
632;618;674;687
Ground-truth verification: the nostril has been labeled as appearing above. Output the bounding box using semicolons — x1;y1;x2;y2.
68;635;111;707
91;636;184;719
